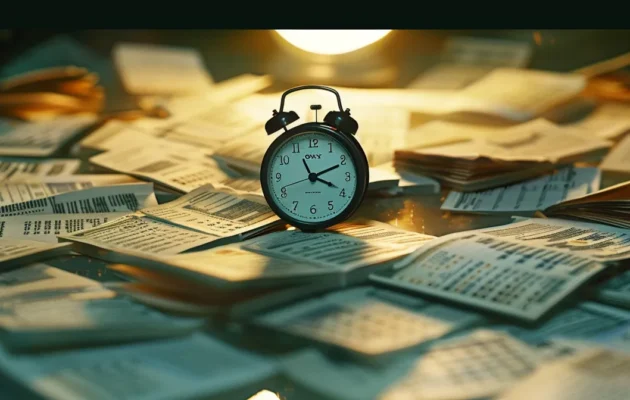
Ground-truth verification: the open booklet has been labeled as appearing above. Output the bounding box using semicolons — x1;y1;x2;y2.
538;180;630;228
371;217;630;322
441;166;601;215
0;263;203;352
0;332;278;400
0;239;71;270
251;285;484;358
395;119;611;191
58;183;282;257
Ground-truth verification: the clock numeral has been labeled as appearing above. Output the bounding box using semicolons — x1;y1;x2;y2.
345;172;351;181
292;143;300;153
281;187;287;198
328;201;333;210
292;201;298;211
275;173;281;182
328;142;333;153
280;155;289;165
309;139;319;148
340;155;346;165
339;188;346;198
310;205;317;214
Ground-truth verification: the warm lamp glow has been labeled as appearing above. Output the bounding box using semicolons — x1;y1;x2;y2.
275;30;392;55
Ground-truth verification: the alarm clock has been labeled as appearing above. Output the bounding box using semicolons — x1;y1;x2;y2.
260;85;369;232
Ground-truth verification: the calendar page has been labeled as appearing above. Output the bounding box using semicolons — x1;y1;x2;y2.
255;286;483;357
370;218;619;322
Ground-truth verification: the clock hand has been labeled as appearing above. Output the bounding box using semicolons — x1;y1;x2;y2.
315;164;340;177
316;177;338;188
282;178;309;189
302;159;312;174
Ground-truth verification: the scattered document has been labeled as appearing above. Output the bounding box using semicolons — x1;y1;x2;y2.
370;218;625;321
407;64;495;90
0;175;139;206
442;167;601;214
331;220;435;250
0;114;97;157
497;348;630;400
59;213;220;256
0;238;71;270
443;36;532;67
113;42;214;95
254;286;482;357
380;330;542;400
0;158;80;181
570;102;630;140
89;146;237;193
373;162;441;195
460;68;587;120
0;213;129;242
0;183;158;218
493;302;630;345
0;333;277;400
600;133;630;183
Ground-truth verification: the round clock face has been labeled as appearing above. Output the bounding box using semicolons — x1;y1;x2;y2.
266;131;358;225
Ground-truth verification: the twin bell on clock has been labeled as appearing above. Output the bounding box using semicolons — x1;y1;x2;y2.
260;85;369;232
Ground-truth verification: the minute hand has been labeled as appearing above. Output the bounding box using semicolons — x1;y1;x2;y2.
315;164;339;176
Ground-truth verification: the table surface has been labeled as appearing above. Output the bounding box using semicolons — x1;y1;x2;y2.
1;29;629;400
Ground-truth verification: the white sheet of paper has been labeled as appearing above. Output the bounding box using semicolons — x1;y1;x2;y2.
89;146;235;193
113;42;214;95
256;286;482;356
0;159;80;181
0;239;70;268
570;102;630;140
442;167;601;214
0;333;277;400
497;348;630;400
0;213;130;242
0;115;97;157
600;133;630;176
372;218;612;321
407;63;494;90
373;162;441;195
0;183;157;218
0;175;139;206
60;213;219;256
331;220;435;250
443;36;532;67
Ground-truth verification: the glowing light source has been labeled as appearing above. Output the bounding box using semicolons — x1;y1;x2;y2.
275;30;392;56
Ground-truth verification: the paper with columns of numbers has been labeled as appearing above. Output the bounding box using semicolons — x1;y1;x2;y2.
254;286;483;357
139;184;280;237
0;183;158;218
497;348;630;400
491;302;630;345
0;333;277;400
0;175;139;206
0;114;97;157
280;330;541;400
89;146;238;193
58;213;220;256
0;158;80;181
113;42;214;95
328;220;435;250
370;218;618;322
242;226;423;272
441;167;601;214
0;213;130;242
0;239;71;270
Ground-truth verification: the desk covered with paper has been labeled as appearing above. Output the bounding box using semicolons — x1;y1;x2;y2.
1;32;630;400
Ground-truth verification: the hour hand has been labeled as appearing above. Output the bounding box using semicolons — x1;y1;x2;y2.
302;159;311;174
317;177;338;188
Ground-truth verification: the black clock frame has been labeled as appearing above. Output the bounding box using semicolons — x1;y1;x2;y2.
260;122;369;232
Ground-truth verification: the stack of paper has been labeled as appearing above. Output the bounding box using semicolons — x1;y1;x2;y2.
395;119;611;191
